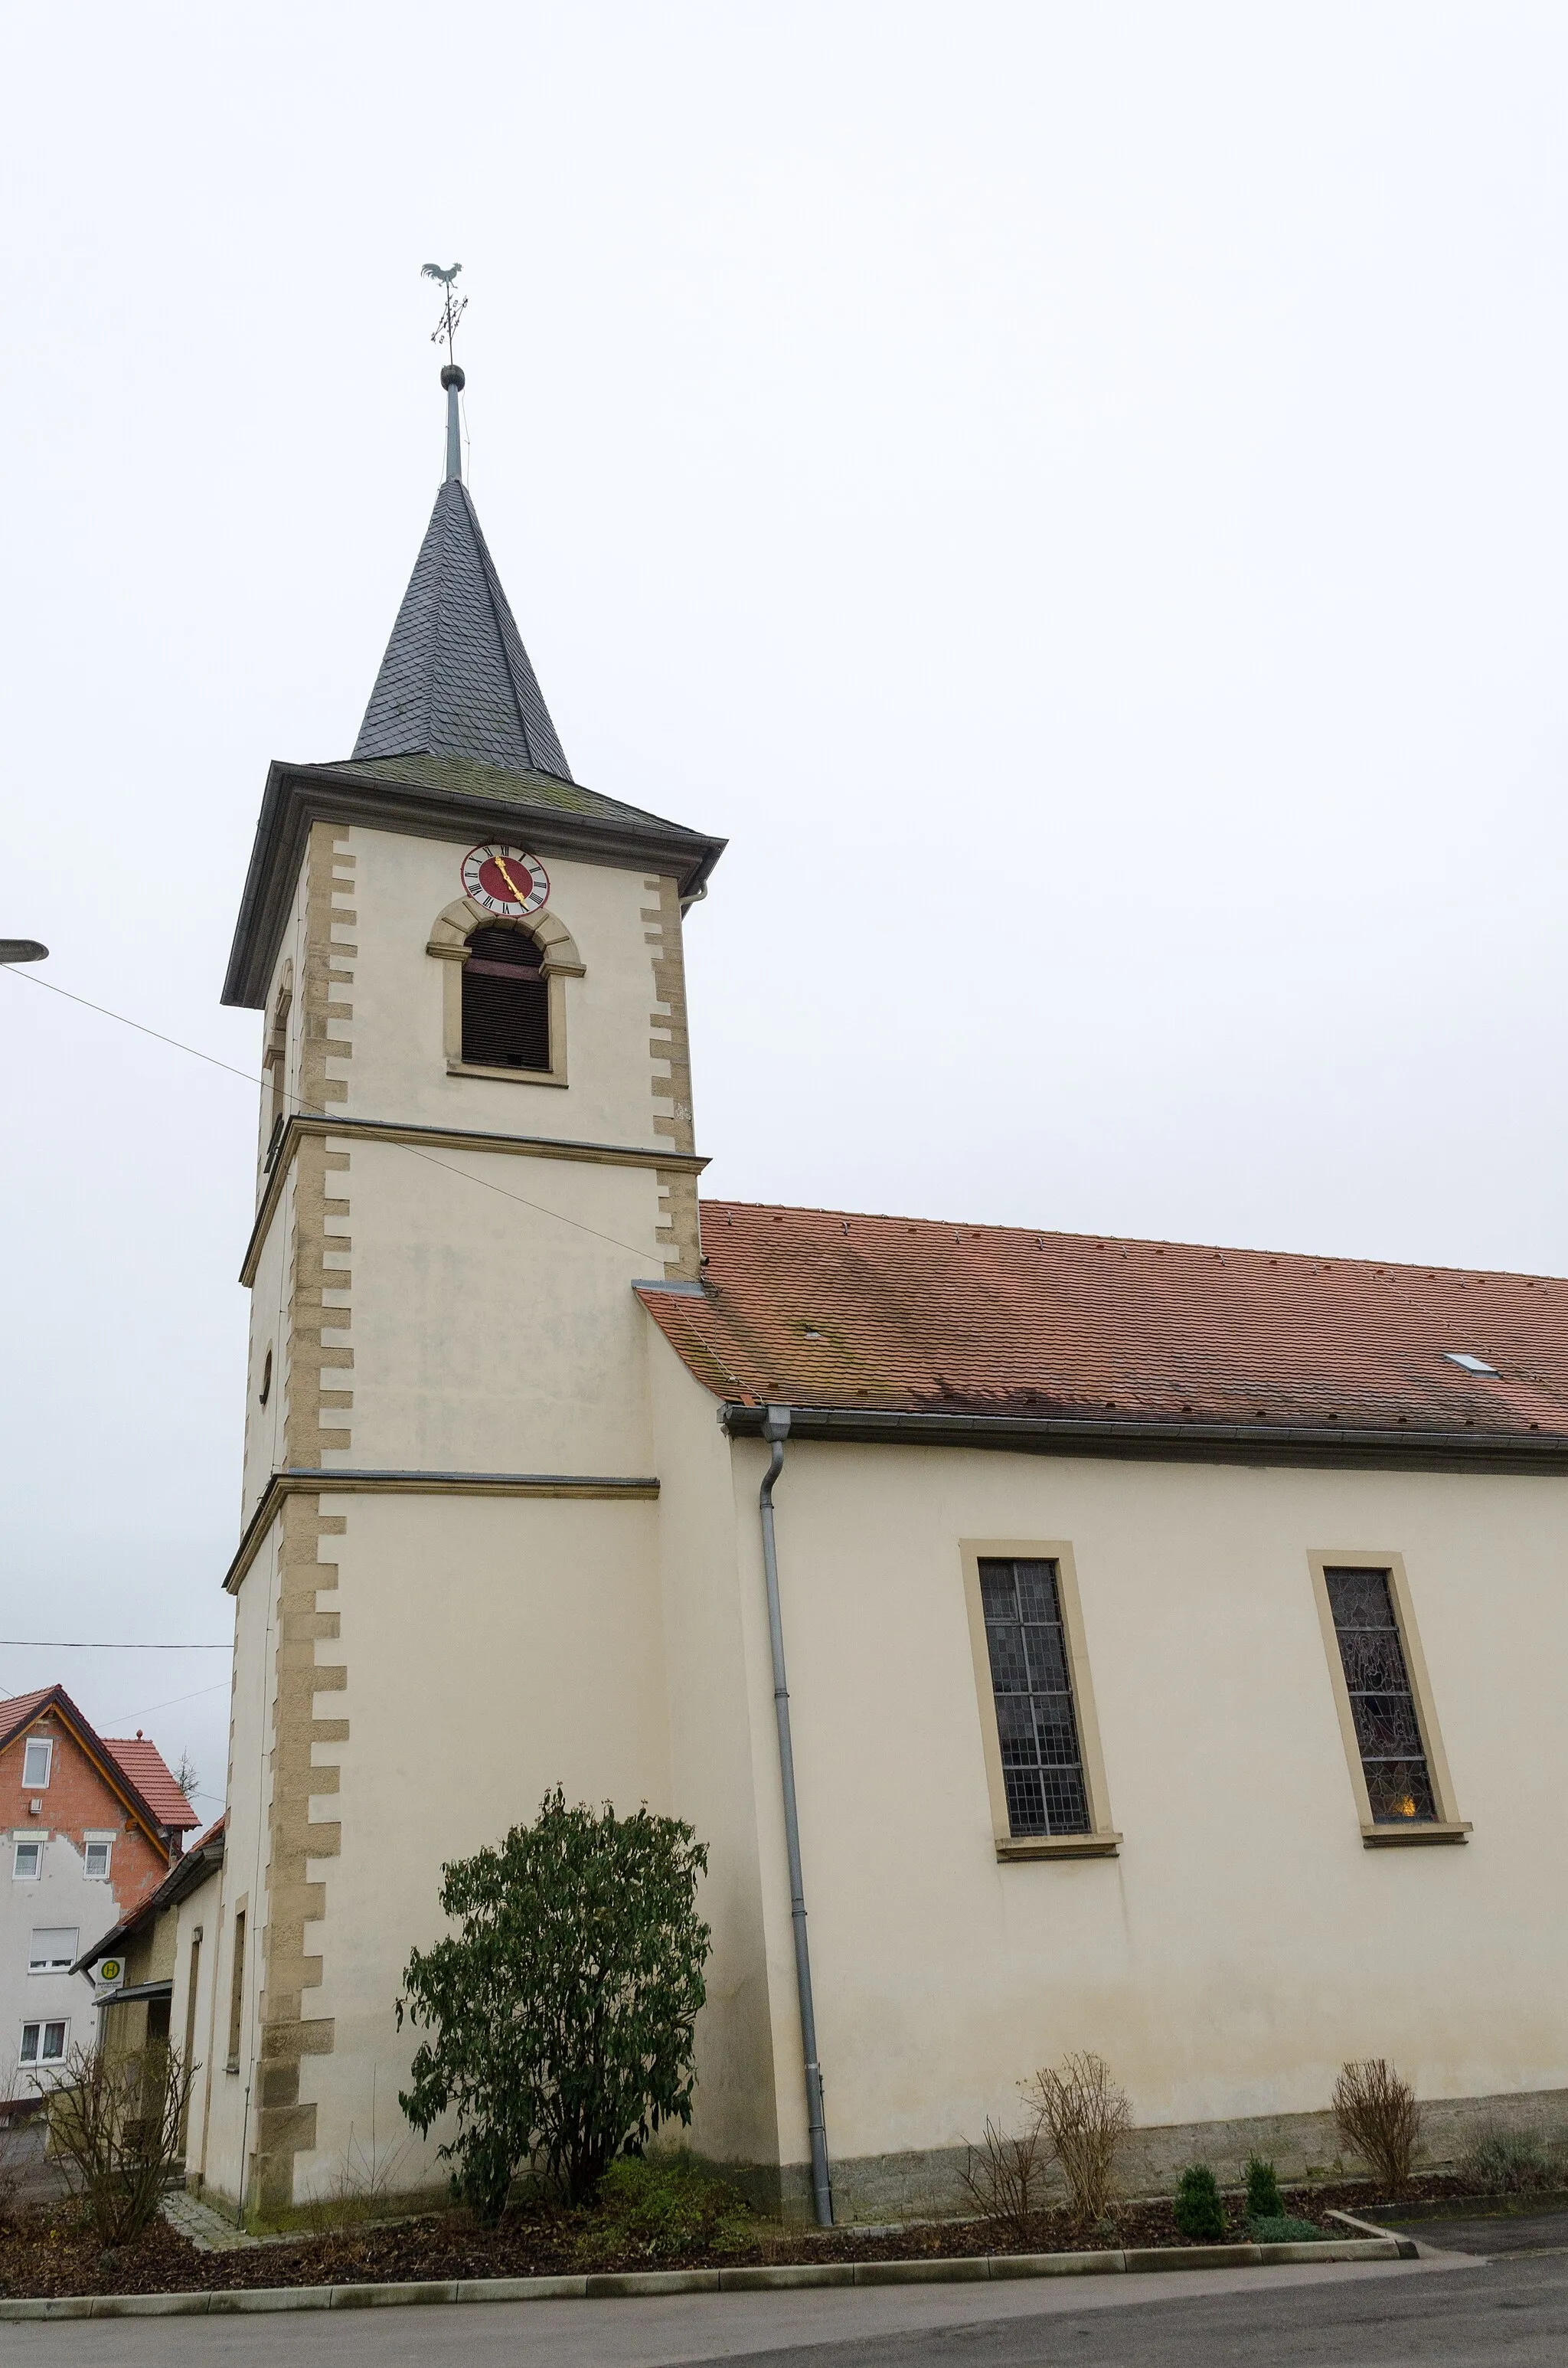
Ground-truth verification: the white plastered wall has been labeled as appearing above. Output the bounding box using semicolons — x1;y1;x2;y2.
257;856;310;1172
288;1490;674;2201
701;1434;1568;2175
335;827;669;1146
240;1161;295;1524
168;1861;223;2155
646;1325;780;2175
326;1135;665;1477
199;1523;280;2208
2;1835;119;2088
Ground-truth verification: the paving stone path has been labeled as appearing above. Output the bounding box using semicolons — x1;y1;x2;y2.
158;2188;261;2251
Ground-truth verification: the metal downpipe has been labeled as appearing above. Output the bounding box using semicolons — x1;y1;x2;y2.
758;1405;834;2226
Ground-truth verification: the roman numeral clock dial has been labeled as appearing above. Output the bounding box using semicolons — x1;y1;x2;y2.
461;843;550;917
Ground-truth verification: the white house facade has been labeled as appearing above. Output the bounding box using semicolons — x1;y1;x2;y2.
1;1689;196;2098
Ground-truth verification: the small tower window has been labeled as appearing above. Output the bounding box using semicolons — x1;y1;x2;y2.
462;927;550;1071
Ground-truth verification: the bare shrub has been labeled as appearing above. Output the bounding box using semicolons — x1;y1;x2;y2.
956;2115;1047;2239
1024;2052;1131;2226
1333;2059;1420;2193
300;2119;409;2236
0;2100;34;2225
41;2043;196;2249
1462;2125;1562;2196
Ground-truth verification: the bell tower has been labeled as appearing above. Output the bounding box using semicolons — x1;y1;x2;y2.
207;353;724;2218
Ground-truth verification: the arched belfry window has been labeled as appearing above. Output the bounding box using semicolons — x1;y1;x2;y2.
428;898;582;1086
462;927;550;1071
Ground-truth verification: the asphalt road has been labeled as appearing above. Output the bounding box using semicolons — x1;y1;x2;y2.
10;2214;1568;2367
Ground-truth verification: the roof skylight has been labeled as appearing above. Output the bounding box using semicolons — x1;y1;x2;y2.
1444;1352;1498;1376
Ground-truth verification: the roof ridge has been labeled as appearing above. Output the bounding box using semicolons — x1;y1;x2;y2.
695;1199;1567;1288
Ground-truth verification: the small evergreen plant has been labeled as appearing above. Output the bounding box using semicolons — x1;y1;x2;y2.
397;1789;711;2220
1174;2164;1226;2241
1245;2156;1283;2221
574;2156;754;2265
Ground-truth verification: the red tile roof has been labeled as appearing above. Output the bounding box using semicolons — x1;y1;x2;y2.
637;1201;1568;1441
0;1689;56;1747
0;1686;199;1843
101;1737;201;1830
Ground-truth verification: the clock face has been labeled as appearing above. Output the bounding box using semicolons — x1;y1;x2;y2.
462;843;550;918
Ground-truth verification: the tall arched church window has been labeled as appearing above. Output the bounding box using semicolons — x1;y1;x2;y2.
462;927;550;1071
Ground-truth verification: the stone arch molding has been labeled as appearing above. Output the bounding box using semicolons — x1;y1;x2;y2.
427;898;581;1088
425;898;586;976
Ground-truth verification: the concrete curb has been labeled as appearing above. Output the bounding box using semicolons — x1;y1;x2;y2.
0;2235;1412;2319
1327;2206;1424;2251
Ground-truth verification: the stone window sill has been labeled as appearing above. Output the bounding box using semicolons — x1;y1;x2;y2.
995;1831;1122;1862
446;1060;567;1089
1361;1820;1471;1848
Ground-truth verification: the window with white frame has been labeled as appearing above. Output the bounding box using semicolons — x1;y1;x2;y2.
18;2020;67;2065
83;1837;113;1881
28;1929;77;1974
21;1737;52;1789
12;1839;42;1880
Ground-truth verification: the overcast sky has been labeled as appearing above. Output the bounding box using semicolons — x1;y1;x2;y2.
3;1;1566;1807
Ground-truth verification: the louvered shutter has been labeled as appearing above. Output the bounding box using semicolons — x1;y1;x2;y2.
462;927;551;1071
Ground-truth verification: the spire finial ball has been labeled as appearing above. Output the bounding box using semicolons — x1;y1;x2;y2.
441;363;466;392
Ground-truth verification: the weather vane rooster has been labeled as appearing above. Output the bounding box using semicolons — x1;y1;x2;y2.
422;262;467;366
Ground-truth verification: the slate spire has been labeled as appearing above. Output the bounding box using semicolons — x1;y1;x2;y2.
353;365;572;782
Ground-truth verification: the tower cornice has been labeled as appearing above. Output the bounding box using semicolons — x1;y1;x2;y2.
239;1111;709;1287
222;755;726;1009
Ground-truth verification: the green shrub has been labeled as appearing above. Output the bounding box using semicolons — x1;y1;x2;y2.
575;2155;754;2265
1174;2164;1226;2241
1244;2156;1283;2220
1248;2213;1325;2244
397;1789;711;2220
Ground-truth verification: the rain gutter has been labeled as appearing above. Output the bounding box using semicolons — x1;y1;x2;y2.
755;1407;834;2227
720;1402;1568;1477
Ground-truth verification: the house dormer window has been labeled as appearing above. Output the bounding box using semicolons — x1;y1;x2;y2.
22;1738;51;1790
462;926;550;1072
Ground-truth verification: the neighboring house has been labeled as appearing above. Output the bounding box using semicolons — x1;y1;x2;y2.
1;1687;199;2093
74;1818;226;2169
198;362;1568;2225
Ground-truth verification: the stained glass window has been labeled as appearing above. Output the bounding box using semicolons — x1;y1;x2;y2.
979;1558;1089;1837
1325;1568;1436;1823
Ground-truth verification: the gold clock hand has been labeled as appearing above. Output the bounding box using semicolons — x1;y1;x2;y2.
493;856;528;902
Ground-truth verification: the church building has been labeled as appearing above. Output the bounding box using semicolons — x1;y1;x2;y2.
187;362;1568;2223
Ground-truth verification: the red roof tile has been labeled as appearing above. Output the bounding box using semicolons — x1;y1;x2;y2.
637;1201;1568;1440
0;1689;57;1747
101;1736;201;1830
